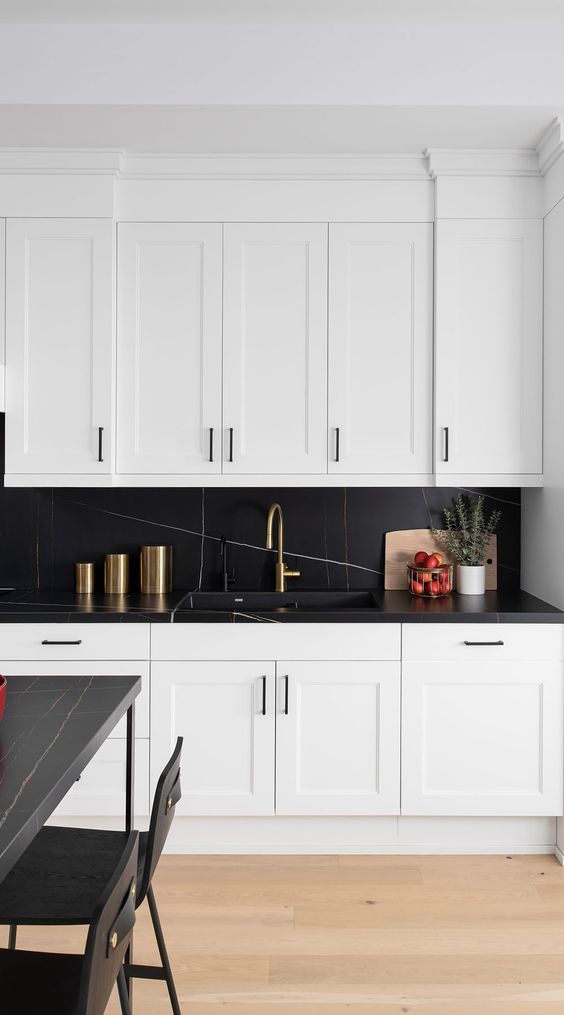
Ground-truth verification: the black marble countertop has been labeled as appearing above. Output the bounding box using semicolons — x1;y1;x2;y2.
0;589;188;623
0;588;558;623
172;589;564;623
0;672;140;885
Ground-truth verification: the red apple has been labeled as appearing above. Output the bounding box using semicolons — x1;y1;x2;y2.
424;554;440;568
414;550;428;566
412;581;424;595
430;580;440;595
434;552;445;565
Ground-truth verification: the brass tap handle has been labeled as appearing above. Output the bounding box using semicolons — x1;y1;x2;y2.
284;566;300;580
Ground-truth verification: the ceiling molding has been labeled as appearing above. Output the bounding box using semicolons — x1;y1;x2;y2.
0;147;123;174
0;145;557;180
425;148;540;178
536;117;564;175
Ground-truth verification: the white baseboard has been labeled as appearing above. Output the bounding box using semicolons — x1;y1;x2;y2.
163;815;557;856
554;844;564;866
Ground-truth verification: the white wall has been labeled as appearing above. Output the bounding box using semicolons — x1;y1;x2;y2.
522;169;564;609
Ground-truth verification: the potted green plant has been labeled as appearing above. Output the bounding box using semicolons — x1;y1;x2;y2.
432;494;501;595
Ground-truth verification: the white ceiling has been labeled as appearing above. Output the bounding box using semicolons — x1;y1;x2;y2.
0;105;557;154
0;2;560;153
1;0;563;23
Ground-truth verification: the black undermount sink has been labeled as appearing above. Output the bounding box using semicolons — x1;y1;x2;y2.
182;591;379;612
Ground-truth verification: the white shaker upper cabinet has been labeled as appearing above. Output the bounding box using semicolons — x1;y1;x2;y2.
328;223;433;475
435;219;543;480
223;223;327;474
117;223;222;474
5;218;113;476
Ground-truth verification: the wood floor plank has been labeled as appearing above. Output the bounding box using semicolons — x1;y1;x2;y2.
9;854;564;1014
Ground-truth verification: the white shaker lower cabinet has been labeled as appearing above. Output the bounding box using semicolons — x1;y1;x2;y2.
0;624;151;818
275;661;401;815
328;223;433;476
151;661;276;816
222;223;328;475
401;625;564;816
54;740;150;818
5;218;114;478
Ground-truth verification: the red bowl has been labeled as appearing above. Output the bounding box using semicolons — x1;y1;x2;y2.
0;675;6;721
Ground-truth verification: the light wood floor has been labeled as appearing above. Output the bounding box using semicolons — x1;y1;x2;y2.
6;853;564;1013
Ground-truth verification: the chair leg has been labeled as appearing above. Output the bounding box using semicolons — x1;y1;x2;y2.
7;925;17;949
117;968;132;1015
147;884;182;1015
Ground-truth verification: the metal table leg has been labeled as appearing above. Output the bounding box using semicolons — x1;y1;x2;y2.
125;701;135;1007
125;702;135;833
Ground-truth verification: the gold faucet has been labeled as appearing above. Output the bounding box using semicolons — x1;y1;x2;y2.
266;503;301;593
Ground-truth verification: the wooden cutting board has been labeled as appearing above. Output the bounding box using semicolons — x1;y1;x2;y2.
384;528;497;591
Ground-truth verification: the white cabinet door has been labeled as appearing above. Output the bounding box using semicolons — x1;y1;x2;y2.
151;661;275;816
223;223;327;474
435;219;542;478
5;218;113;475
275;661;400;815
402;660;563;816
52;739;150;818
117;223;222;474
328;223;433;475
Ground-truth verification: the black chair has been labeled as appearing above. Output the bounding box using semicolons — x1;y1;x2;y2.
0;831;138;1015
0;738;183;1015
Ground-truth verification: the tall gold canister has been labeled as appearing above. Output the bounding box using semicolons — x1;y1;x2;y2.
104;553;130;594
140;545;173;594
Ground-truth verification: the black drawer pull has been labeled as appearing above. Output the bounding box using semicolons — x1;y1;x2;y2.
463;640;504;647
261;675;267;716
42;639;83;646
98;426;104;463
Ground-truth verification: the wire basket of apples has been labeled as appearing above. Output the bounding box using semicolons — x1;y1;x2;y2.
407;551;453;597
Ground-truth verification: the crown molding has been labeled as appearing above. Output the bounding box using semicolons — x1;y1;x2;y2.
118;152;431;180
0;148;430;180
536;117;564;175
0;143;559;181
0;147;123;174
425;147;540;178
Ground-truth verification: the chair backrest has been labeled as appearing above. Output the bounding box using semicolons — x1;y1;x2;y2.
78;831;139;1015
138;736;183;903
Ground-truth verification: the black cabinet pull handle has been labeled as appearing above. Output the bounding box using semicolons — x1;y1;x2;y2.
209;427;214;463
228;427;234;463
443;426;449;463
98;426;104;463
463;640;504;646
335;427;340;463
283;675;289;715
261;675;267;716
42;639;83;646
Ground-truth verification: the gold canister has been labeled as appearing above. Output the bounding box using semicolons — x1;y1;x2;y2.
104;553;129;595
140;545;173;594
75;562;95;595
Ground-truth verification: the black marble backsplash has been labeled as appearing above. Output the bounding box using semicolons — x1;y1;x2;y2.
0;484;520;593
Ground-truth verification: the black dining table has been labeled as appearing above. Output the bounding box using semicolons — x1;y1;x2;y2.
0;672;140;886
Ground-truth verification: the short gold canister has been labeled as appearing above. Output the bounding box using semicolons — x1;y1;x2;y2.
140;545;173;594
104;553;130;595
75;562;95;595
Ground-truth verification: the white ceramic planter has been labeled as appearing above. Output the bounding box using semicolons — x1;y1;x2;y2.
456;564;486;595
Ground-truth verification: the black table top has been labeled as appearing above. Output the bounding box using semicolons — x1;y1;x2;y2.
0;673;140;885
